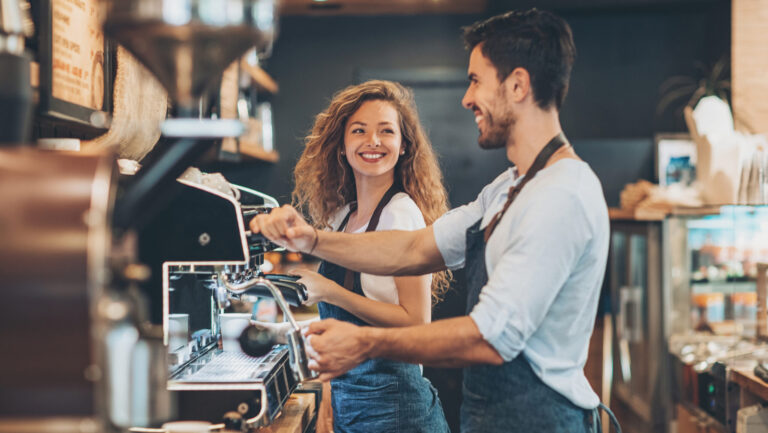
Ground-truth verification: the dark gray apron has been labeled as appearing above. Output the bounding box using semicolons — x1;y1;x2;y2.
318;184;449;433
460;134;620;433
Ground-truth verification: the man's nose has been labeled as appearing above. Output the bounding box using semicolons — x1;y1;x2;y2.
462;87;473;110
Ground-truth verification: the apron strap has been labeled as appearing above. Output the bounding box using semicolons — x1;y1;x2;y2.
591;403;622;433
483;132;568;242
338;183;402;291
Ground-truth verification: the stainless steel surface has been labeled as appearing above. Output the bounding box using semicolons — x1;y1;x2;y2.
173;350;275;383
156;177;307;427
102;0;279;112
609;221;669;431
218;276;298;329
217;274;317;380
161;118;246;138
286;330;315;382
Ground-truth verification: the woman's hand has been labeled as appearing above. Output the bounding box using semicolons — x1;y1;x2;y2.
249;320;291;344
249;318;319;345
294;269;344;305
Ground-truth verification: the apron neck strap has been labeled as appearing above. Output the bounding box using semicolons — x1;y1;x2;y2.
338;182;402;233
337;182;403;291
483;133;568;242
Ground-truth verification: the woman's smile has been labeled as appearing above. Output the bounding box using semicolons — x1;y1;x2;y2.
359;151;387;162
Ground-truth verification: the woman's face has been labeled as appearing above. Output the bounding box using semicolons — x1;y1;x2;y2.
343;100;403;183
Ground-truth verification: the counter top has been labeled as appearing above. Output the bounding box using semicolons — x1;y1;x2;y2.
609;206;723;221
732;368;768;402
257;391;316;433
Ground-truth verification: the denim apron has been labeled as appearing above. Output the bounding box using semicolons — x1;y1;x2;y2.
318;184;449;433
459;134;621;433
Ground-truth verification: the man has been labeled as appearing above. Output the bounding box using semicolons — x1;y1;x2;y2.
251;9;618;433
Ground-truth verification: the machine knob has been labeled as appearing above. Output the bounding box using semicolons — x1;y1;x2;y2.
222;411;245;432
238;324;278;358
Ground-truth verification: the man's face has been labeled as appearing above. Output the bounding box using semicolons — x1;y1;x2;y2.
462;45;515;150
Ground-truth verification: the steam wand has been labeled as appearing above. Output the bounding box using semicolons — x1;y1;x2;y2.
217;272;317;381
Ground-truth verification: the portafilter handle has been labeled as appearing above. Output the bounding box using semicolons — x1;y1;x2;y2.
218;273;318;381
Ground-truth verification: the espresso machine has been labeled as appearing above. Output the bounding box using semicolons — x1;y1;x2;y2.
0;0;318;432
143;168;316;430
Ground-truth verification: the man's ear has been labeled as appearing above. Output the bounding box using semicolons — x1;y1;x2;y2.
504;67;531;103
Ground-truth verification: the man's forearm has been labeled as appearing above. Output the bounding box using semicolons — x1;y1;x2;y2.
313;227;445;276
364;316;504;368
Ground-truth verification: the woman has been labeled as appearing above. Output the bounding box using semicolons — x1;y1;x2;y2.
293;80;450;433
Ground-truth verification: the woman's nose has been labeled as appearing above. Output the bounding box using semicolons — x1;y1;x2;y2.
369;132;381;146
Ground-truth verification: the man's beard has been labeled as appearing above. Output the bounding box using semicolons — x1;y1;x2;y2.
477;85;514;150
478;111;513;149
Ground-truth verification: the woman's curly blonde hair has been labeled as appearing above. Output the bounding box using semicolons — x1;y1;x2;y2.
292;80;451;302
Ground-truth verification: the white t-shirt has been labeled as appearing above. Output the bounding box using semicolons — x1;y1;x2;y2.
328;192;429;304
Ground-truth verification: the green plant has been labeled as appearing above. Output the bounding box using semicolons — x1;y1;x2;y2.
656;56;731;122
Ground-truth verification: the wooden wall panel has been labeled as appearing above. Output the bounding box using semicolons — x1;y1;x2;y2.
733;0;768;134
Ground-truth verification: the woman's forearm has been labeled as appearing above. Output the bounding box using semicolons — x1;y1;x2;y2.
327;287;426;327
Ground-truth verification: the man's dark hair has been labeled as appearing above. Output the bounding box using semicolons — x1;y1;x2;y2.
463;9;576;110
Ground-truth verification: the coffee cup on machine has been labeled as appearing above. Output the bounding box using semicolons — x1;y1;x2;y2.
220;313;253;352
168;313;189;352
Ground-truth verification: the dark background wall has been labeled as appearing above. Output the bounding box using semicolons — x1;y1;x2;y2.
212;0;730;209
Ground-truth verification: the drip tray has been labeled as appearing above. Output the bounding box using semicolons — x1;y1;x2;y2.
170;346;292;391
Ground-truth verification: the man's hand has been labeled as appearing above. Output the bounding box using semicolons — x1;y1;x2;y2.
249;205;316;252
305;319;375;381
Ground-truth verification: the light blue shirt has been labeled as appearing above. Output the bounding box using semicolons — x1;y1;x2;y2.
433;159;609;409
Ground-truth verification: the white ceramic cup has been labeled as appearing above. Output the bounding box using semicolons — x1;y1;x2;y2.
168;313;190;352
162;421;211;433
220;313;252;352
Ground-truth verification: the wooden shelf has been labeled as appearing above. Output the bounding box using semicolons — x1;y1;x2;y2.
609;207;665;221
609;206;726;221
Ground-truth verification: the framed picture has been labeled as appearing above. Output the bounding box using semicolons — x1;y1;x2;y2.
655;133;697;186
36;0;112;130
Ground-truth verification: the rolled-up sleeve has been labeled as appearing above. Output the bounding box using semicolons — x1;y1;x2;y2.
469;189;591;361
432;200;483;270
